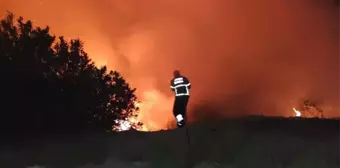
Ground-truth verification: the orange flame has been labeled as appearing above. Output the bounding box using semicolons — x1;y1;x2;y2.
292;108;301;117
114;88;174;132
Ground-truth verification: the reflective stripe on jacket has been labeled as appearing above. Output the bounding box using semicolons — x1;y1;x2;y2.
170;76;191;96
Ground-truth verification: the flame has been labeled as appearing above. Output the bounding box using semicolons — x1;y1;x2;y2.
292;108;301;117
113;89;174;132
135;89;174;131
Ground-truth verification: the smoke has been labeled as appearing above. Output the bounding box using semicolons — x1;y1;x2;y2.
1;0;339;129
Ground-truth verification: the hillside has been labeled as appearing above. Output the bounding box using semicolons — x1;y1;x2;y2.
1;116;339;168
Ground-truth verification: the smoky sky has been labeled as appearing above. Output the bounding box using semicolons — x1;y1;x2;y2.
1;0;339;126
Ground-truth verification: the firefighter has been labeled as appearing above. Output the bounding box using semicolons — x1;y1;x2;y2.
170;70;191;128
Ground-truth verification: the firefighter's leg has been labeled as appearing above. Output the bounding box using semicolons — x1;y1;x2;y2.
182;96;189;123
172;97;182;127
173;97;183;127
173;97;178;117
182;96;189;116
176;97;186;127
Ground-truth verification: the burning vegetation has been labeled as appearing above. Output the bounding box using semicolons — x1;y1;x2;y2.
292;99;325;118
113;101;148;132
113;97;328;132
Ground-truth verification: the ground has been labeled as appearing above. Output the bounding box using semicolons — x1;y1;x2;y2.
0;116;339;168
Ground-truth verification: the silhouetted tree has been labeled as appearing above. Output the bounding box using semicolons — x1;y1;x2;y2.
0;12;140;136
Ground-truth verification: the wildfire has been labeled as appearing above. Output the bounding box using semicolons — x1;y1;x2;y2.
113;116;149;132
113;100;149;132
114;117;149;132
291;100;325;118
292;108;301;117
113;88;174;132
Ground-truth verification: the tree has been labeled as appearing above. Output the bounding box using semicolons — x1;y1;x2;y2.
0;12;140;135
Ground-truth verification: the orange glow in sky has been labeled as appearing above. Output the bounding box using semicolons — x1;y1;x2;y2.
1;0;339;130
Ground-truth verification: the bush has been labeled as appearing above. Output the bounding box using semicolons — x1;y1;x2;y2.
0;12;140;135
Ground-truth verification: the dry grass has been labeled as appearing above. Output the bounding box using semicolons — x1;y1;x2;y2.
1;117;338;168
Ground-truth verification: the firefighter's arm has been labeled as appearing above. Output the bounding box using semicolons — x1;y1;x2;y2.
170;80;175;91
185;77;191;89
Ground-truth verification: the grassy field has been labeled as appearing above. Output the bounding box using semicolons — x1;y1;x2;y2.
0;116;339;168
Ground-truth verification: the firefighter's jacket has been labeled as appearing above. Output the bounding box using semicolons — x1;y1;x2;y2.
170;76;191;97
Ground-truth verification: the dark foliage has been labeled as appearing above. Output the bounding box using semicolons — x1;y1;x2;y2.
0;12;139;136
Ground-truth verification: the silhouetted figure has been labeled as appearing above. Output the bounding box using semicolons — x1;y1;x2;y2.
170;70;191;128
